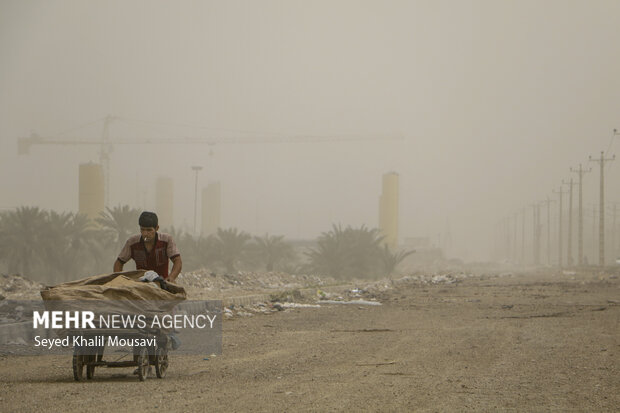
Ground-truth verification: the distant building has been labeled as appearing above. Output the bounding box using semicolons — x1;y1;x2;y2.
78;163;104;221
379;172;399;249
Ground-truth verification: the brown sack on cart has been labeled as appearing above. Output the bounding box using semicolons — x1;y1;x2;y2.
40;270;186;315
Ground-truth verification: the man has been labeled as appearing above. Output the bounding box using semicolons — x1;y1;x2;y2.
114;211;182;283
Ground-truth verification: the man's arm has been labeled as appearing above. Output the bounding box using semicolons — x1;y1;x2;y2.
113;259;124;272
168;256;182;283
115;238;133;272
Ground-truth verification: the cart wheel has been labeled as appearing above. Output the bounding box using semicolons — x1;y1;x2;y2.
137;347;149;381
88;346;104;379
155;348;168;379
72;348;85;382
86;356;96;380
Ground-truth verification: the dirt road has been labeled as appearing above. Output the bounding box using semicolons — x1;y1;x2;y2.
1;270;618;412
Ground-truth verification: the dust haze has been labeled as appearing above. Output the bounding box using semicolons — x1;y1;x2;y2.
2;0;620;262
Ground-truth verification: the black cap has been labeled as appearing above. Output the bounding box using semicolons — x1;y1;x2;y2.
139;211;158;228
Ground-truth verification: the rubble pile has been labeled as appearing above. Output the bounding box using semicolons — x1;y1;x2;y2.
178;270;500;319
0;274;45;300
0;269;509;325
176;270;335;294
393;271;508;286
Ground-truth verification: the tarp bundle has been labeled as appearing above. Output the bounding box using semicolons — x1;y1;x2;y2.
40;270;186;316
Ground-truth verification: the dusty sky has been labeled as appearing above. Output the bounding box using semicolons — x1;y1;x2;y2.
1;0;620;261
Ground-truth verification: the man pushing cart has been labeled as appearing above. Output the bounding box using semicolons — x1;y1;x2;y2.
41;211;186;381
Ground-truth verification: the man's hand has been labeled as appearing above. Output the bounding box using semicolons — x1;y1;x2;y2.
168;256;182;283
113;259;124;273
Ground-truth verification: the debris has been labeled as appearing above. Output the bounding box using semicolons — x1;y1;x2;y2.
270;289;302;303
431;275;457;284
319;299;382;306
0;274;44;300
176;270;334;299
280;303;321;309
237;311;254;317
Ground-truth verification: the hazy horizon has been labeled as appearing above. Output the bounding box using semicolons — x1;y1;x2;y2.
2;0;620;262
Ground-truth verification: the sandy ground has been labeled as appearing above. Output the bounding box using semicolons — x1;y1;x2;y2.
0;269;618;412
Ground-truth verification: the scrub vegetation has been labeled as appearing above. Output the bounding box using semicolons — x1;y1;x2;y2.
0;205;413;283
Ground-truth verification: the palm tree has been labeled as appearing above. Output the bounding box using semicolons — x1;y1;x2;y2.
96;205;141;248
306;224;385;279
213;228;251;273
343;225;384;279
253;234;295;271
380;245;415;278
41;211;93;282
85;229;117;275
41;211;75;281
305;224;348;277
0;206;48;277
175;231;215;271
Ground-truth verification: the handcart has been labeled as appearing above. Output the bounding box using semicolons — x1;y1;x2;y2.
40;270;187;382
70;328;171;381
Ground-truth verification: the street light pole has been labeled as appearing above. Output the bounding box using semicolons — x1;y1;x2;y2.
191;165;203;235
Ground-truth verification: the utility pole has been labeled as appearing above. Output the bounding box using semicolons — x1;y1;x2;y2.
191;165;203;236
605;202;620;264
541;197;555;266
506;217;511;262
537;203;541;265
589;151;615;266
570;164;591;266
521;207;526;264
592;204;597;264
612;203;619;263
553;187;567;267
531;204;537;265
513;212;518;263
562;179;578;266
494;221;501;261
531;203;542;265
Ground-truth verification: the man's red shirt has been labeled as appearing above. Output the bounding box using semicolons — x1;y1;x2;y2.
117;232;180;279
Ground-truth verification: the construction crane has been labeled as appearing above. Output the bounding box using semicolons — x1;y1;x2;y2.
18;115;404;206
